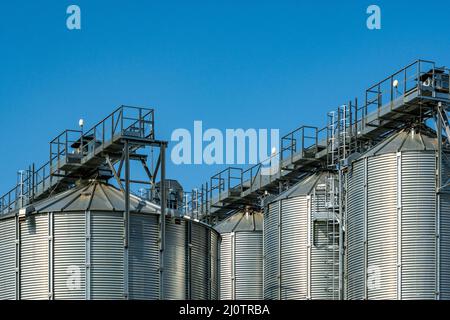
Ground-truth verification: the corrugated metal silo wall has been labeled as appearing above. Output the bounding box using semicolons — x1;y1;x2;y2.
280;197;308;300
129;213;159;300
441;153;450;300
346;150;450;300
401;152;436;299
20;214;49;300
210;230;219;300
90;212;124;300
441;192;450;300
264;191;339;300
264;202;279;299
53;212;86;300
190;223;209;300
235;231;263;299
346;160;365;300
164;218;187;300
0;210;219;300
219;231;263;300
367;154;397;300
0;216;16;300
219;233;232;299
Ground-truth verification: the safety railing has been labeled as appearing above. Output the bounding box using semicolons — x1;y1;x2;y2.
50;129;83;172
362;59;450;126
0;105;155;215
0;185;17;214
280;125;319;162
81;105;154;158
209;167;243;201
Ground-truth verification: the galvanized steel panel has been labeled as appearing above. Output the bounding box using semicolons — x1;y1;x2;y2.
235;231;263;300
280;197;308;300
346;160;365;300
219;233;232;300
440;193;450;300
367;154;398;300
90;212;124;300
20;214;49;300
164;218;187;300
264;202;279;299
0;217;16;300
129;213;159;300
209;230;219;300
190;222;208;300
347;147;446;300
53;212;86;300
401;152;436;299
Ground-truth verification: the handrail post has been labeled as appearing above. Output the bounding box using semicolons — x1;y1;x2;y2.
315;127;318;154
390;76;394;109
377;84;381;117
112;113;115;139
121;107;124;135
418;61;421;95
139;108;143;137
404;67;407;95
302;127;305;158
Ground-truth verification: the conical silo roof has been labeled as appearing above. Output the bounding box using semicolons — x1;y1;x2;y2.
272;171;330;202
29;181;159;214
214;211;263;233
361;127;437;158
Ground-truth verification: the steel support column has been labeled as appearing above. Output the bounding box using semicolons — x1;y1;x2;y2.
159;143;167;300
436;107;442;300
123;140;130;300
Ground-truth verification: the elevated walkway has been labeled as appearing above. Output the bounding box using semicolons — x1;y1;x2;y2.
1;106;158;214
190;60;450;219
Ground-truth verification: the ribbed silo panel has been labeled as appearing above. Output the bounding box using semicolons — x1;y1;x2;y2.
263;203;279;299
220;233;232;300
441;152;450;300
367;154;397;300
401;152;436;299
347;160;365;300
440;193;450;300
90;212;124;300
235;231;263;300
53;212;86;300
164;219;187;300
190;223;208;300
0;217;16;300
209;230;219;300
280;197;308;300
129;213;159;300
20;214;49;300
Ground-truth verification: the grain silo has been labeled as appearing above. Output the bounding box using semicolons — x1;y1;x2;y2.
0;180;219;300
215;210;263;300
264;171;340;300
346;127;450;300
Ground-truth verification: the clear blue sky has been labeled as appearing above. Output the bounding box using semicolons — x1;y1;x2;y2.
1;0;450;194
